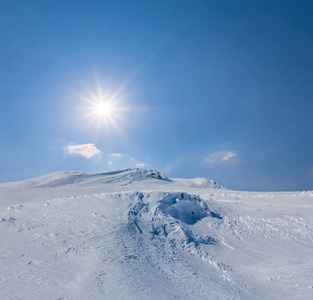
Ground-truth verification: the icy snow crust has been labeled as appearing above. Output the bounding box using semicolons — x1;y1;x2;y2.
0;169;313;299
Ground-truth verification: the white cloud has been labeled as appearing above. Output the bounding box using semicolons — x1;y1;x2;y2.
67;143;101;159
107;160;113;165
204;151;238;164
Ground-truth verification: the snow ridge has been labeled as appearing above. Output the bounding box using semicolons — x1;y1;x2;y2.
24;168;169;188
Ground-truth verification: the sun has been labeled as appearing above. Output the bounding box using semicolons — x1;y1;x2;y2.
88;98;117;125
95;102;112;117
74;77;132;138
77;87;126;137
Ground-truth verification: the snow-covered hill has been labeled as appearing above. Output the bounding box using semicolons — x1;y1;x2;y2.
0;169;312;299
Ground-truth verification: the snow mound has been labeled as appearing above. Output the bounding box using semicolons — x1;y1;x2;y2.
301;190;313;196
128;192;222;245
160;192;222;225
25;168;169;188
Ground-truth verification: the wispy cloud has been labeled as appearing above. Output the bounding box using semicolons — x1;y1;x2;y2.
128;157;145;168
105;153;145;169
204;151;238;164
221;151;237;161
107;153;124;166
135;163;145;168
163;164;173;173
67;143;101;159
110;153;124;158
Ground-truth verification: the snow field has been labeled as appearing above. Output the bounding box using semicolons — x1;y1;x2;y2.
0;169;312;299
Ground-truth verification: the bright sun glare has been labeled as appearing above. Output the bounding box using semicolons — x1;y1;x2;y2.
95;102;112;117
78;83;127;136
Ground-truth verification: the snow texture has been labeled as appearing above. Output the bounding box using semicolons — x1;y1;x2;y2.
0;168;312;299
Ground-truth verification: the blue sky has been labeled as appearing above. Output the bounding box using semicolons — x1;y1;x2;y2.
1;0;313;191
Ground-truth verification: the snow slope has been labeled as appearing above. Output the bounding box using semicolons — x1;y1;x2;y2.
0;168;312;299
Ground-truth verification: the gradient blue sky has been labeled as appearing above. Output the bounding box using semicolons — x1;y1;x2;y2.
1;0;313;191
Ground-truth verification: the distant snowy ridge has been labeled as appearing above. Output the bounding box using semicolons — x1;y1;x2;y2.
22;168;169;188
173;177;223;189
2;168;224;190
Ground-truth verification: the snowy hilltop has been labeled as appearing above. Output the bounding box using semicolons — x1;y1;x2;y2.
0;168;312;299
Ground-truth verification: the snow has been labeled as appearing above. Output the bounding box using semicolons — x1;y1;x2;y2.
0;168;312;299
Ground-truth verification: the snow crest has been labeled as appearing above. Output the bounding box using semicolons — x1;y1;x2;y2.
24;168;169;188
